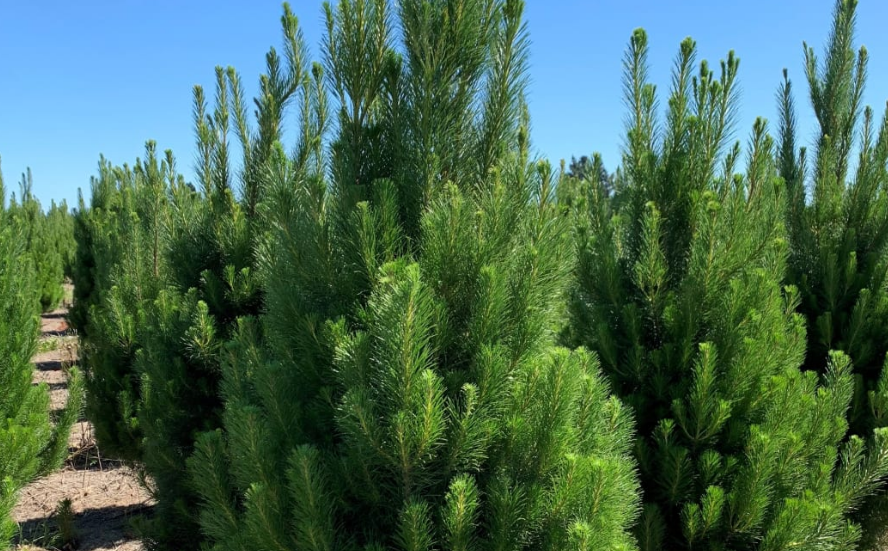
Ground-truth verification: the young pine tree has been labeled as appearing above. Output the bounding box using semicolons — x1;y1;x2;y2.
6;169;68;312
69;144;180;462
133;9;309;547
187;1;641;550
69;189;99;337
564;29;888;551
46;199;76;283
777;0;888;438
776;0;888;543
0;169;83;549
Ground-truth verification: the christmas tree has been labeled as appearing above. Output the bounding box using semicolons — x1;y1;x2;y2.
188;1;641;550
132;10;309;547
564;26;888;550
5;168;71;312
69;144;181;462
776;0;888;543
777;0;888;438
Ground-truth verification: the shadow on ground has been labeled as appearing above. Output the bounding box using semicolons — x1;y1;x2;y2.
14;504;154;551
34;360;64;372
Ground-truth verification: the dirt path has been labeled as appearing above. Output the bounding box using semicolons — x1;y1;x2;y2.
13;295;153;551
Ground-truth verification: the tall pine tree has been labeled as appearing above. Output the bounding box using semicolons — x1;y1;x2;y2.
776;0;888;544
565;26;888;550
132;8;309;548
188;1;641;550
777;0;888;438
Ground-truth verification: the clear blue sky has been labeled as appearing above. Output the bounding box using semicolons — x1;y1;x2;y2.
2;0;887;207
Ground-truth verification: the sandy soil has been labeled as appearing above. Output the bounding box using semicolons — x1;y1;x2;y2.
12;297;154;551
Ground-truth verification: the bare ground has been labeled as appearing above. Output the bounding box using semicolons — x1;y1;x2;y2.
13;297;154;551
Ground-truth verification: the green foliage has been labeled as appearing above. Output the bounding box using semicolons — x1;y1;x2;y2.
0;187;83;550
47;200;76;283
132;9;309;547
564;154;613;196
777;0;888;439
65;2;888;551
69;10;310;548
2;164;74;312
67;52;293;544
69;145;180;462
186;2;641;550
53;498;78;549
564;26;888;550
0;224;45;548
68;192;98;337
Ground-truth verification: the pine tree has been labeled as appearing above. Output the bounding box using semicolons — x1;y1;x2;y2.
566;154;613;195
564;27;888;550
5;168;71;312
0;165;83;550
46;199;76;282
187;1;641;550
68;10;311;548
132;9;309;547
775;1;888;544
69;144;180;462
777;0;888;440
69;189;100;338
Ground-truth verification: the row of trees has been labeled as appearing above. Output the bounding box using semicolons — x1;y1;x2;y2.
2;164;76;312
0;164;82;550
69;0;888;550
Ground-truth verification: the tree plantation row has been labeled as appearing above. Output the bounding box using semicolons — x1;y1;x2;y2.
5;0;888;550
0;171;82;544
